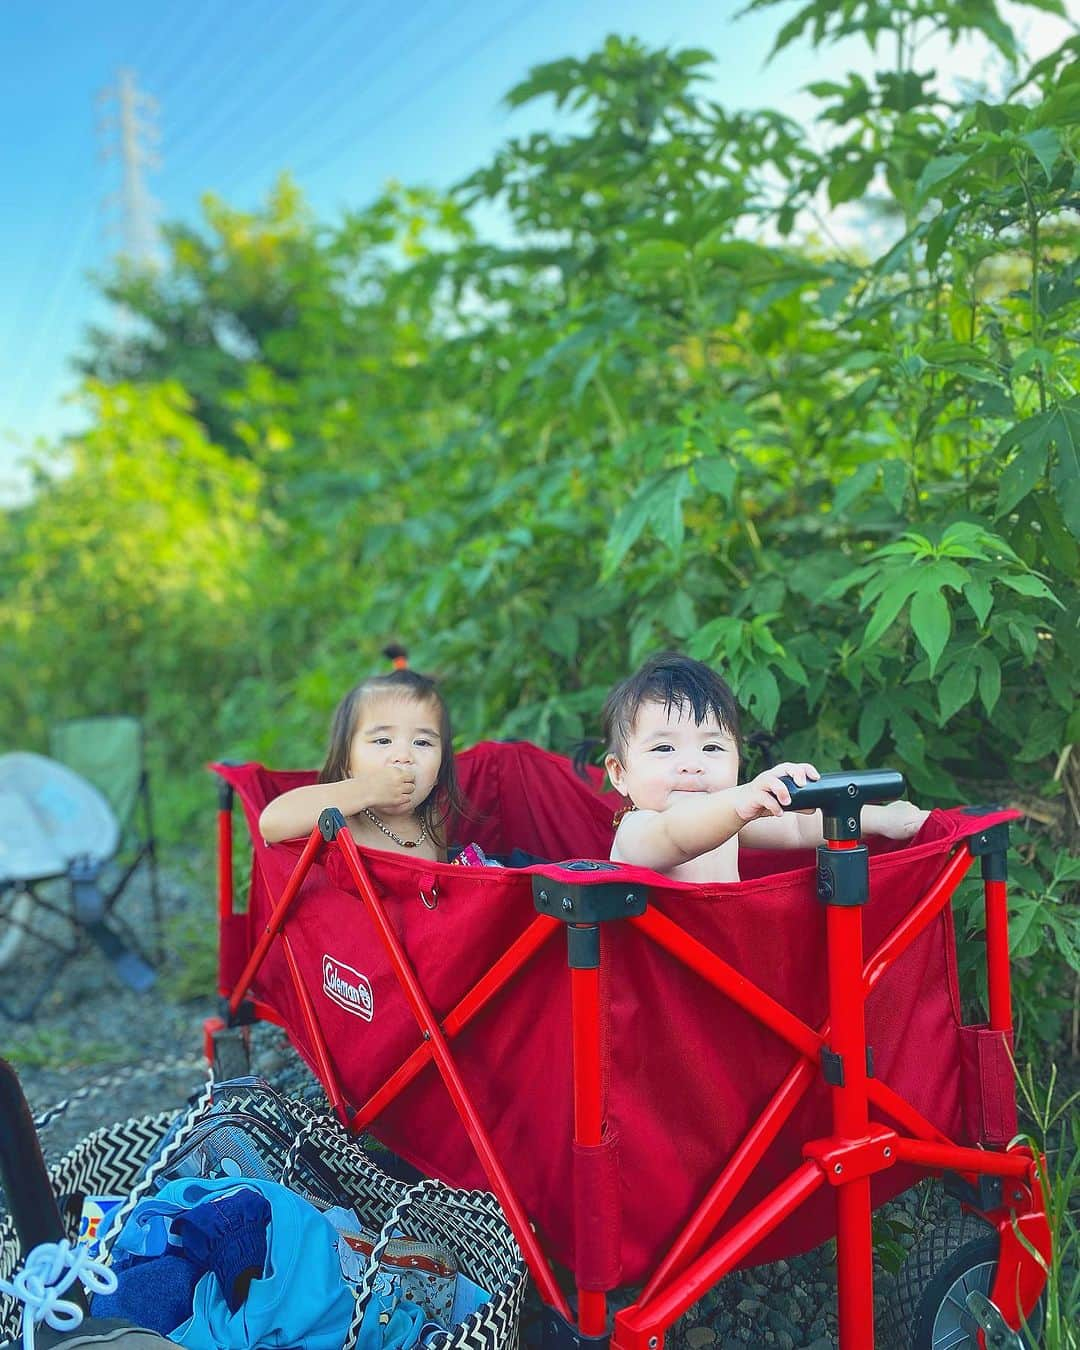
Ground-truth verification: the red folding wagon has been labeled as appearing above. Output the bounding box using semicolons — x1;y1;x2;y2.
207;740;1051;1350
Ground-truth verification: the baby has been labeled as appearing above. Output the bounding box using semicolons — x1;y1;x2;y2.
604;652;928;883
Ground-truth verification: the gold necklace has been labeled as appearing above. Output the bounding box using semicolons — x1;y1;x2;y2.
362;807;429;849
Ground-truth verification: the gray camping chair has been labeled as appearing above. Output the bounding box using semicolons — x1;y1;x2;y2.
0;719;160;1020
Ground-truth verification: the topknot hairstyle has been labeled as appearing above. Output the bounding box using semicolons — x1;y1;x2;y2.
602;651;742;763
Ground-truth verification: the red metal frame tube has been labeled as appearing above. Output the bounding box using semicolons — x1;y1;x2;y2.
282;934;347;1120
826;902;874;1349
615;1164;825;1348
217;807;233;923
630;910;822;1059
893;1137;1029;1178
228;822;324;1016
984;878;1013;1032
353;915;560;1131
335;832;572;1321
217;803;235;997
572;955;607;1335
642;854;975;1307
822;839;874;1350
866;1079;953;1144
863;845;972;995
641;1055;816;1302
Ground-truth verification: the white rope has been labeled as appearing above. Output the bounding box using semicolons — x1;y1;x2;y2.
0;1238;116;1350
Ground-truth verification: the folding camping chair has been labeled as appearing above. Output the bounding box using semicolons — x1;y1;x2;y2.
48;715;163;966
0;718;161;1020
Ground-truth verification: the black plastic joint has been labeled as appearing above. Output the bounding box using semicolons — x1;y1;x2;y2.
822;1049;845;1086
319;807;346;841
567;925;600;970
816;844;870;906
217;779;234;811
968;821;1010;884
532;875;647;923
944;1170;1003;1212
540;1312;610;1350
219;997;257;1028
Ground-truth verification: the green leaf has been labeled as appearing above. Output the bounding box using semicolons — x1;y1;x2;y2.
668;590;697;638
1048;400;1080;537
626;239;687;275
925;204;963;271
857;695;889;756
828;157;875;207
998;573;1062;606
995;420;1050;518
694;455;737;503
973;647;1002;715
543;612;579;663
881;460;908;513
571;352;601;405
737;665;781;729
915;154;969;204
834;462;879;514
964;578;993;627
863;574;921;648
1019;127;1062;181
604;477;662;575
910;586;951;676
938;653;978;724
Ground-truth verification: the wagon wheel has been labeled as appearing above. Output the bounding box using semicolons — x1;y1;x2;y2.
0;884;34;970
877;1211;1044;1350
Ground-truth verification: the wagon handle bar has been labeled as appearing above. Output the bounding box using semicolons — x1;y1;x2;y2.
779;768;905;813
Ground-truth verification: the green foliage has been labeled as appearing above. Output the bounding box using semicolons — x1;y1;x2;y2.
2;4;1078;1056
1014;1062;1080;1348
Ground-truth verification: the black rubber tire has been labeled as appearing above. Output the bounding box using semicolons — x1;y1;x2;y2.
877;1211;1044;1350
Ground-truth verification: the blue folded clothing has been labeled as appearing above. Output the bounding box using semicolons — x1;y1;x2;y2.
92;1176;353;1350
172;1189;270;1311
94;1252;201;1336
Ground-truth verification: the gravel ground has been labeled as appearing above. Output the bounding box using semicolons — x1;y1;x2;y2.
1;862;966;1350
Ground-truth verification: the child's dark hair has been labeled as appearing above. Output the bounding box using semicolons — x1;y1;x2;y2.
602;651;742;763
318;662;467;849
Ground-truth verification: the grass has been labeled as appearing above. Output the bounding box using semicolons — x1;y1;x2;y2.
1014;1060;1080;1350
4;1026;125;1068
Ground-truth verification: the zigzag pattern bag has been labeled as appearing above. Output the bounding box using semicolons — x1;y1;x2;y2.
0;1082;527;1350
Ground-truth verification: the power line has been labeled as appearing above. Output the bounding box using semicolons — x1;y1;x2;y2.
292;0;540;184
219;0;460;201
162;0;375;168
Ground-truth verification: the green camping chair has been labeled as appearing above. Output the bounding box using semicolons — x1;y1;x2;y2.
48;715;163;966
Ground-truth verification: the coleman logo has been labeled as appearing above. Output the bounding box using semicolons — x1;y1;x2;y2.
322;956;373;1021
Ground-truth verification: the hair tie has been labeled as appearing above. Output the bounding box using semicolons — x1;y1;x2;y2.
383;643;409;670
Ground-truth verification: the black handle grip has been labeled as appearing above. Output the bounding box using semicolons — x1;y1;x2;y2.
779;769;906;813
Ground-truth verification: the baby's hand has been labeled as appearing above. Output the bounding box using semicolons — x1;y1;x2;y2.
731;762;820;823
366;763;416;813
872;800;929;840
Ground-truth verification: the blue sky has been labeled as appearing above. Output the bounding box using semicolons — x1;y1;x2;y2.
1;0;1074;500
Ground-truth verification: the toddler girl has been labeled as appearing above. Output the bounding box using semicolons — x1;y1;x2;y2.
259;661;466;862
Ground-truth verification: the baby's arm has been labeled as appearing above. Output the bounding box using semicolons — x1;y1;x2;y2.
259;764;415;843
612;763;819;872
741;794;929;849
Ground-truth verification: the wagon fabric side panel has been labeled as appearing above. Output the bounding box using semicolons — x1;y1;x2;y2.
213;752;1008;1290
